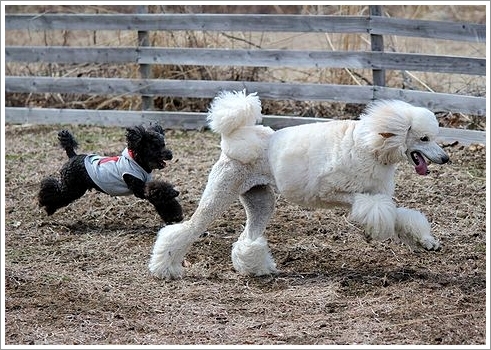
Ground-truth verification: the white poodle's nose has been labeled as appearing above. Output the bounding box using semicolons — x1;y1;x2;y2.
425;146;450;165
440;154;450;164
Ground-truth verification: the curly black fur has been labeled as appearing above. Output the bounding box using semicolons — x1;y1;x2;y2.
38;125;183;224
145;180;183;224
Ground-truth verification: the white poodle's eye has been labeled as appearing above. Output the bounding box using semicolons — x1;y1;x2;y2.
420;136;430;142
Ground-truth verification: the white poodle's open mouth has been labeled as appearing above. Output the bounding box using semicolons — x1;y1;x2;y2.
409;151;429;176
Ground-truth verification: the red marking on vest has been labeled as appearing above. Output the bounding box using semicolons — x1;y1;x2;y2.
98;156;120;164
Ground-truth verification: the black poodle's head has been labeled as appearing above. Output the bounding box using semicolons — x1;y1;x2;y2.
125;124;173;173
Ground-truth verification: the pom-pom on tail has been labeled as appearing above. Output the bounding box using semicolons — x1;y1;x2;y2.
207;90;262;136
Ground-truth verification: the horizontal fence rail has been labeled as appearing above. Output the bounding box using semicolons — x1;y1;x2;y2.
4;9;487;146
6;46;486;76
6;76;486;117
6;14;486;42
5;107;485;146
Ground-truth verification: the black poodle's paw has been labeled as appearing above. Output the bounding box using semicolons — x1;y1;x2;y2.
145;180;184;224
145;180;180;203
155;197;184;224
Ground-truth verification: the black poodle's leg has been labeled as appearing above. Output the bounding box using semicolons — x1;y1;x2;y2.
124;175;183;224
151;198;183;224
144;180;183;224
123;174;147;199
38;176;88;215
38;155;90;215
38;177;66;215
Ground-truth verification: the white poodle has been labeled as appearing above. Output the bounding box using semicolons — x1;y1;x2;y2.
149;90;450;279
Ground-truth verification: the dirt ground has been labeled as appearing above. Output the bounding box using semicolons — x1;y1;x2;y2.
2;123;487;346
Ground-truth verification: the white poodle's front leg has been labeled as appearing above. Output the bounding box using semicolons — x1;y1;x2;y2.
149;221;199;279
350;193;397;241
395;207;441;251
149;156;248;279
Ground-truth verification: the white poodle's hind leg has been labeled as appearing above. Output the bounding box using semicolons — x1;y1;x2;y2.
232;185;278;276
350;193;397;242
395;208;441;251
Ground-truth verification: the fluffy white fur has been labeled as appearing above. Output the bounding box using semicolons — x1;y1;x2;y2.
207;91;272;163
149;90;449;279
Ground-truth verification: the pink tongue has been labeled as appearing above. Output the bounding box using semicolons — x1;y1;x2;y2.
414;153;428;175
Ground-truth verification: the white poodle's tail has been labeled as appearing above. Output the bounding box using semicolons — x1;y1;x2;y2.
207;90;263;136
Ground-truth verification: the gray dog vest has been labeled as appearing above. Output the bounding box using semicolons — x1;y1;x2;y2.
84;148;152;196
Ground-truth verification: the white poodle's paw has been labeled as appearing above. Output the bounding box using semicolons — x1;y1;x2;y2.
148;222;196;280
231;237;278;276
417;235;441;251
148;256;184;280
399;233;441;253
395;207;441;252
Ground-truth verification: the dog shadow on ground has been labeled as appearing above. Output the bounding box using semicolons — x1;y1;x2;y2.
37;219;162;236
244;267;486;296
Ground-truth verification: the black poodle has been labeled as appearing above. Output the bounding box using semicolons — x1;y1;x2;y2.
38;124;183;224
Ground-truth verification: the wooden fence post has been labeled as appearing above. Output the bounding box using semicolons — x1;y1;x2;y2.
369;5;385;87
137;5;153;111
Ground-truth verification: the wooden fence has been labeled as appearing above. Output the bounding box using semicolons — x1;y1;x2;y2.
4;6;487;145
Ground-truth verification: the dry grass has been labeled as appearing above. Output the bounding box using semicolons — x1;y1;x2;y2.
3;124;487;345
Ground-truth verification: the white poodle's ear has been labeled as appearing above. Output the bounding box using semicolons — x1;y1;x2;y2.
379;132;397;138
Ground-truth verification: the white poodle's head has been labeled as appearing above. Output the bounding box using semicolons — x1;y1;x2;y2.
358;100;450;175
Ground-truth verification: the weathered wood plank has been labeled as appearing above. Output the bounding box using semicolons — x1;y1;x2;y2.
370;16;486;43
434;127;487;147
6;46;485;76
5;14;369;33
5;46;138;64
5;14;485;42
3;107;209;130
369;5;386;86
4;76;375;103
372;86;486;117
5;76;486;116
137;5;153;111
5;107;486;146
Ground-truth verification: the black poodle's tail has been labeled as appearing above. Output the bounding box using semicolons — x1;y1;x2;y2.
58;130;78;158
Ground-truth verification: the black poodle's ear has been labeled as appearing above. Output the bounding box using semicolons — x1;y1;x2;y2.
126;126;145;149
150;124;165;135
